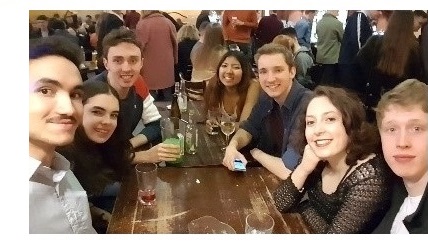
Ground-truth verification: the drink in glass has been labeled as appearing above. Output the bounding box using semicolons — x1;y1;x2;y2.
161;117;185;165
220;115;236;150
205;109;221;135
135;163;157;206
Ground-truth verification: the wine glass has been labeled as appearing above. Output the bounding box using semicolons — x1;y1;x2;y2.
220;114;236;151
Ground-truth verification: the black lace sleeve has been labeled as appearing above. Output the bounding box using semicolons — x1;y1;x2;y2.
273;172;306;212
301;159;392;233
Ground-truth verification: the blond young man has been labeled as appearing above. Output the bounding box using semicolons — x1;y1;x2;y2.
373;79;428;234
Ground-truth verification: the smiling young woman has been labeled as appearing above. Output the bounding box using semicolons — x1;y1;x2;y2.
56;81;135;233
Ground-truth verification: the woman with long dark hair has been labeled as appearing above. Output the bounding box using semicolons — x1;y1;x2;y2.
57;81;134;232
357;10;424;122
204;50;260;126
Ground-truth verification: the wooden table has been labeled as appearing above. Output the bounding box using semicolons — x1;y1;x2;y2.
154;100;258;167
107;167;311;234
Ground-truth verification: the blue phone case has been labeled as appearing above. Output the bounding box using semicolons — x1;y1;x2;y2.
233;159;246;171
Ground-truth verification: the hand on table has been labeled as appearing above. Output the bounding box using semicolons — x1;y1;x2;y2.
222;145;247;171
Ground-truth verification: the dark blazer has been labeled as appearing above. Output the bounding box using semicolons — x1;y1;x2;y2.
338;11;372;64
422;23;428;83
372;176;428;234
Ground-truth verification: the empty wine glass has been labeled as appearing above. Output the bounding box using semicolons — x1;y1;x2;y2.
220;114;236;151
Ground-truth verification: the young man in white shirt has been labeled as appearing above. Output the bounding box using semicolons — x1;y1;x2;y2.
29;36;97;233
373;79;428;234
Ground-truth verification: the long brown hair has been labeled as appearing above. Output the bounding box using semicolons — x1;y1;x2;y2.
376;11;419;77
193;23;225;69
204;50;253;120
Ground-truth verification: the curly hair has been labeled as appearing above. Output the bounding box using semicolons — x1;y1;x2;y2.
291;86;381;166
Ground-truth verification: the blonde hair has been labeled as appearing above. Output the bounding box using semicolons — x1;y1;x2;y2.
177;24;199;43
375;79;428;128
272;35;295;53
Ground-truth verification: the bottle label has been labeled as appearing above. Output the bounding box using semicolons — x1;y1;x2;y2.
178;95;187;112
185;130;196;154
176;133;185;156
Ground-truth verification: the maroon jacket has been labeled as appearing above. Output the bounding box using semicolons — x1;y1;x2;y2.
254;14;284;47
136;12;178;90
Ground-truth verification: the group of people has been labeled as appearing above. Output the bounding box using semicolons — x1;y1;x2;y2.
29;10;427;234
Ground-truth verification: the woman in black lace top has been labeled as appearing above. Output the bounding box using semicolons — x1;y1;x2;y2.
273;86;392;233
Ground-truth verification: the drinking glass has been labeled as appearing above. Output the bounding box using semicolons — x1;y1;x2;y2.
135;163;157;206
205;108;221;135
220;114;236;151
160;117;184;165
188;216;236;234
245;212;274;234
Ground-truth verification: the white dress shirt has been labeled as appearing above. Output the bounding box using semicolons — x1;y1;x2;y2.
29;152;97;234
390;195;422;234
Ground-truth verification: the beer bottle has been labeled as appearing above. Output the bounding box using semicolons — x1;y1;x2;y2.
170;83;181;129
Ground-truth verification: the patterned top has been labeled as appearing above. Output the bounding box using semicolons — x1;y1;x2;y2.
273;155;392;233
220;102;238;122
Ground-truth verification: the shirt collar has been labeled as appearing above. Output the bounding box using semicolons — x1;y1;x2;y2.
29;152;70;182
278;80;305;111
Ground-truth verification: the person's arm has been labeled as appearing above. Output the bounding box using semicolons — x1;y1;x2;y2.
132;143;180;164
222;11;230;40
236;11;258;29
222;128;252;170
223;96;265;170
250;148;291;179
300;165;391;233
129;120;160;148
337;20;344;43
135;19;148;49
170;23;178;65
273;144;320;212
304;22;311;45
238;80;260;123
423;23;428;81
130;81;162;148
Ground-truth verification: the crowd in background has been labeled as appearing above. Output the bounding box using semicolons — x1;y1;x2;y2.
29;10;428;234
